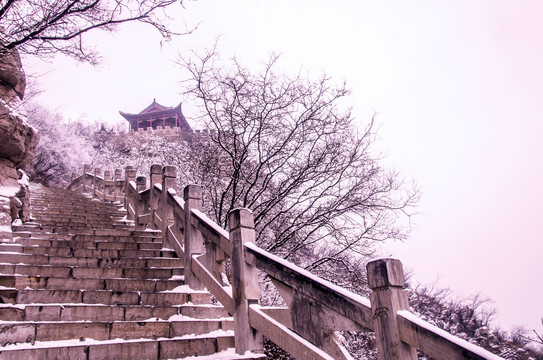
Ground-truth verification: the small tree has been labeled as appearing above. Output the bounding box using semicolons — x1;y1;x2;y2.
25;103;93;186
180;49;420;270
0;0;189;64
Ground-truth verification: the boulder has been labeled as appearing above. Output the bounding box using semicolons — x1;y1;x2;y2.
0;104;39;167
0;157;18;187
0;47;37;237
0;48;26;101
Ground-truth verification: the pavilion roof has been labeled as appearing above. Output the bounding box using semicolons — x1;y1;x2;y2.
119;99;192;130
120;99;180;120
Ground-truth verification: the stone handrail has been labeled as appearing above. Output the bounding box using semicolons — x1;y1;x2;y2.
68;164;504;360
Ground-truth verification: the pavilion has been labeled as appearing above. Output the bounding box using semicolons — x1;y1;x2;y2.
120;99;192;132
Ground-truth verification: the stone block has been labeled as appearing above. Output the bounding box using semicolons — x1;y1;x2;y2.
217;334;236;351
140;292;186;306
48;256;98;267
110;321;170;340
15;264;71;278
88;339;159;360
25;305;61;321
0;323;35;345
178;305;229;319
35;322;110;341
123;268;172;279
83;290;139;305
188;292;212;305
0;306;24;321
155;279;184;292
47;277;104;291
0;253;47;265
159;337;217;359
0;264;15;274
61;305;124;321
105;279;156;292
18;289;82;304
0;289;17;303
72;267;122;279
0;345;88;360
124;306;178;321
170;319;221;337
13;275;47;289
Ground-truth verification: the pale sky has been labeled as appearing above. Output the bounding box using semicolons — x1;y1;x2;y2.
27;1;543;333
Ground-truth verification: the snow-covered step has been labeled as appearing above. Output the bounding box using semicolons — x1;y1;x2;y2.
0;318;234;346
0;183;243;359
0;333;238;360
0;252;181;267
0;274;185;292
12;238;164;251
0;304;229;322
0;263;183;280
0;288;212;306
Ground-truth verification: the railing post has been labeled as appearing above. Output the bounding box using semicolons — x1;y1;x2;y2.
161;166;177;246
149;164;162;229
367;258;417;360
82;164;91;193
134;176;147;230
114;169;123;202
124;167;136;216
229;208;263;355
183;184;204;290
150;164;162;188
104;170;112;199
93;168;102;198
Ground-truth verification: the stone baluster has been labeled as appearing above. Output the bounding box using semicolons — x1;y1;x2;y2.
161;166;177;246
134;176;147;230
93;168;102;198
183;184;204;290
114;168;122;202
149;164;162;229
367;258;417;360
82;164;91;193
124;167;136;219
103;170;112;199
229;208;263;354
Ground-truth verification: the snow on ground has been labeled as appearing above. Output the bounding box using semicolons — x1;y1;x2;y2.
177;348;263;359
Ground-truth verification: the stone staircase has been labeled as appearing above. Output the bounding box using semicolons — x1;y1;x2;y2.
0;184;260;359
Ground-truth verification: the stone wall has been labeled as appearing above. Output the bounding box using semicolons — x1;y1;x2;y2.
0;48;39;239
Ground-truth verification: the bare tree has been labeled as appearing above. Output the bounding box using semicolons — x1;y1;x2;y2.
180;49;420;269
0;0;190;64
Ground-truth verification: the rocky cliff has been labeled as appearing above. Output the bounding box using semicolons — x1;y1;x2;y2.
0;48;39;238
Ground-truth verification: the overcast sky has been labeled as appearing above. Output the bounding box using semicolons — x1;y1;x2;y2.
27;1;543;333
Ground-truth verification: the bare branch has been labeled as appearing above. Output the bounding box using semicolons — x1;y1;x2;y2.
0;0;190;64
179;49;421;269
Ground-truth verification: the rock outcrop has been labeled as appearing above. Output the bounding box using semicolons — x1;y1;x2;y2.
0;47;38;239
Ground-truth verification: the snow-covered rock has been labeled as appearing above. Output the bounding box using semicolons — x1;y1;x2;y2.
0;47;38;238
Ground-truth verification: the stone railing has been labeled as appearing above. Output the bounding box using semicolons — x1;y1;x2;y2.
68;165;504;360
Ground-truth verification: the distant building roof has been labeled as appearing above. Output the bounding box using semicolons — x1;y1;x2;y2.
119;99;192;132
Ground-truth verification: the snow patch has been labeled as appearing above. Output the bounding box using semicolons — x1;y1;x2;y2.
179;348;262;359
0;185;21;198
244;242;372;308
397;310;504;360
0;225;13;233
